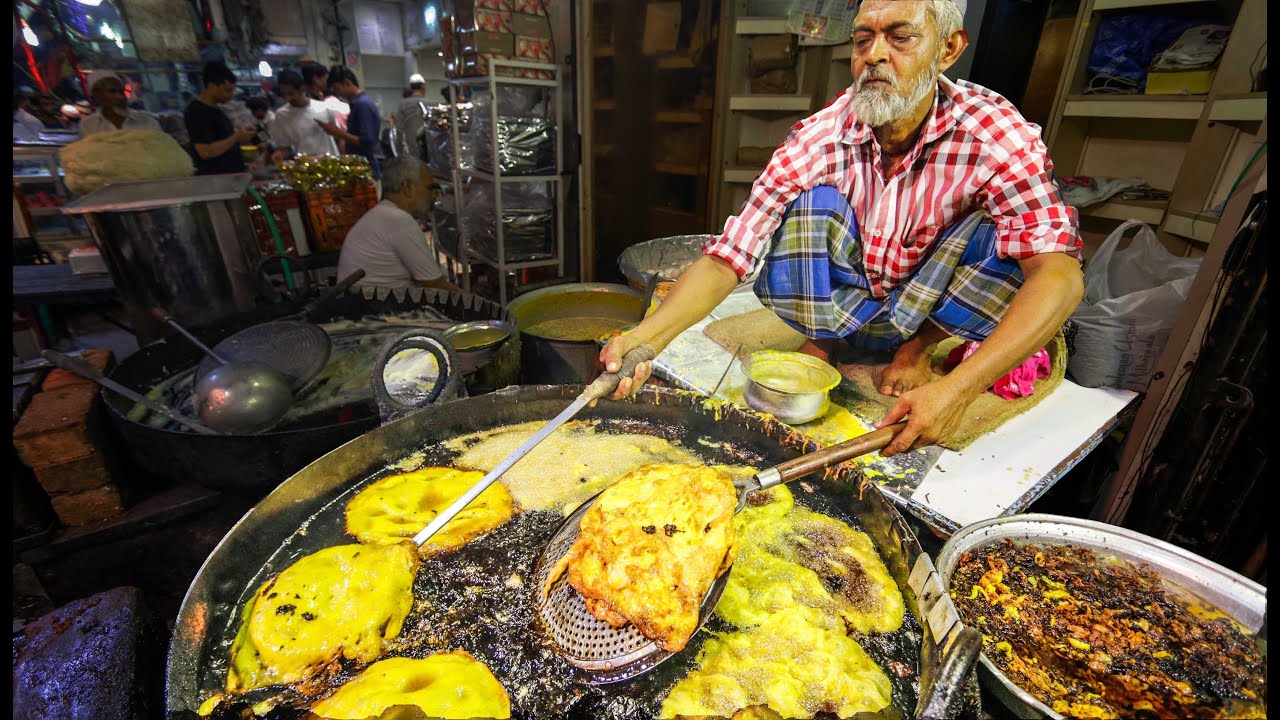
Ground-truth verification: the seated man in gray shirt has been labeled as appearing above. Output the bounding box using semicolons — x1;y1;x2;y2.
337;156;460;293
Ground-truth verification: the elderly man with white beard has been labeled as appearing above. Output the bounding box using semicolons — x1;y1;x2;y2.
599;0;1084;457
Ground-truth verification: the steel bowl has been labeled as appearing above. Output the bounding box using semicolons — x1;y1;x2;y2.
443;319;515;352
741;350;842;425
934;514;1268;719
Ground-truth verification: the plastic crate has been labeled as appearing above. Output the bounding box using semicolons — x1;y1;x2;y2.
300;184;379;254
247;190;311;257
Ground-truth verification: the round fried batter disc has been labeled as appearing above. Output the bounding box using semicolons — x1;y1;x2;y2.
310;651;511;720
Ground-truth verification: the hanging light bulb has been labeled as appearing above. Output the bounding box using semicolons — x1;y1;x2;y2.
22;21;39;47
258;60;273;78
76;0;104;6
423;6;437;29
100;22;114;39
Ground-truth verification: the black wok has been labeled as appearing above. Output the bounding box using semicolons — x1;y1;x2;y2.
165;386;981;719
101;288;514;489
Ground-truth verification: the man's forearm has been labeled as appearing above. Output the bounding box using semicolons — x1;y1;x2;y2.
628;255;740;351
944;253;1084;394
195;134;239;159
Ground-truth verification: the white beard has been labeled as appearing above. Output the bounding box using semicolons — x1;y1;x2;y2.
850;62;940;127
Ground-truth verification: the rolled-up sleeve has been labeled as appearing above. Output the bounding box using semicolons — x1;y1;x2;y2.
703;121;837;280
979;129;1082;261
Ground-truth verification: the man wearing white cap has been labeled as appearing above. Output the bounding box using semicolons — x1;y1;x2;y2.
401;73;429;112
79;71;162;136
601;0;1084;456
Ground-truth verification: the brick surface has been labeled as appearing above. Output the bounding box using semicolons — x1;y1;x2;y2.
49;485;125;527
41;349;115;392
33;451;113;495
13;384;101;467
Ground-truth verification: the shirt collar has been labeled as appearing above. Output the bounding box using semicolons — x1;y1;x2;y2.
840;75;960;147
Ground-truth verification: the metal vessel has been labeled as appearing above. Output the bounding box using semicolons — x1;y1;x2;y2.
506;283;643;384
934;513;1268;719
62;174;260;344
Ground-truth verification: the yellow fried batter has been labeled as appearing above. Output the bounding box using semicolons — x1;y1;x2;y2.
345;467;515;557
310;651;511;720
226;542;419;693
543;463;739;652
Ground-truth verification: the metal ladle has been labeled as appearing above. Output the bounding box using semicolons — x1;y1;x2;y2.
158;314;294;434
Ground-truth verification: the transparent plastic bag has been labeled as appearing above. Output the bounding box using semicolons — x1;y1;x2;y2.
1066;220;1202;391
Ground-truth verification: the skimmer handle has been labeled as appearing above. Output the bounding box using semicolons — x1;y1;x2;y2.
761;421;907;488
580;344;657;403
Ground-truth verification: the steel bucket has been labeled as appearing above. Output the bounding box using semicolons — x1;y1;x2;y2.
506;282;643;384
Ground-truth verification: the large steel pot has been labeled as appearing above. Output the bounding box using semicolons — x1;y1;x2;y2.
165;386;982;719
62;174;260;344
102;288;514;489
506;282;643;384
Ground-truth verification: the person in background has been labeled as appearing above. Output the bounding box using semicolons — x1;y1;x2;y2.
184;61;256;175
337;156;459;293
401;73;429;111
322;66;383;181
34;93;71;129
13;93;44;141
301;60;349;131
79;71;162;136
599;0;1084;457
245;96;274;145
267;69;339;163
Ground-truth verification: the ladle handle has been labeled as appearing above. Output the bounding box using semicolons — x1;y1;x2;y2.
581;344;657;403
40;350;217;435
299;268;366;320
154;311;227;365
769;421;908;485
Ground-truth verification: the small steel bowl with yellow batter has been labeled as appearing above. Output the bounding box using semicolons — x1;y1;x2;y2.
741;350;842;425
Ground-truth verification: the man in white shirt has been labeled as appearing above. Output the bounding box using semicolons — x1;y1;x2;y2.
268;70;340;162
79;71;162;137
337;156;460;293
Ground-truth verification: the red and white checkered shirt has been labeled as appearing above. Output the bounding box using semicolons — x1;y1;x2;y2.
705;76;1081;298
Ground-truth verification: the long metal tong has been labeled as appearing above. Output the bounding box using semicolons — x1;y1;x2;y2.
410;344;657;548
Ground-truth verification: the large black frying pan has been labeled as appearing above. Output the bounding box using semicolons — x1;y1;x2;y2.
164;386;981;719
100;288;513;489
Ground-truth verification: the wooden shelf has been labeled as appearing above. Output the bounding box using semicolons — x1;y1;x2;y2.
593;46;615;58
1162;210;1219;245
593;99;617;111
729;94;813;112
1062;95;1205;120
654;161;702;176
1079;199;1168;225
723;166;763;184
735;17;789;35
656;54;697;70
654;109;706;123
1093;0;1205;10
27;207;67;216
652;205;698;219
1209;93;1267;122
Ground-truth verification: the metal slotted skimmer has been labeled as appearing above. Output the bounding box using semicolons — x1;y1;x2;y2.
532;421;907;684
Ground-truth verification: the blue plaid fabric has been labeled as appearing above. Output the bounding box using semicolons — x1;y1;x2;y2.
754;185;1026;351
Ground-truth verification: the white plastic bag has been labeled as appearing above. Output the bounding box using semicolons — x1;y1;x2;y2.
1067;220;1202;391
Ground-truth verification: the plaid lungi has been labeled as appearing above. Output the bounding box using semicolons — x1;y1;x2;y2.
753;185;1025;351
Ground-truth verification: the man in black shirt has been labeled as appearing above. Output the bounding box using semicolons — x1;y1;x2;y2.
184;62;256;175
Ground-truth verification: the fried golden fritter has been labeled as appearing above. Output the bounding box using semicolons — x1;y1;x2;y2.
542;463;739;652
310;651;511;720
345;467;515;557
226;542;419;693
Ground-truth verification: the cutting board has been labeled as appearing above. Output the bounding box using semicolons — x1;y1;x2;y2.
702;308;807;359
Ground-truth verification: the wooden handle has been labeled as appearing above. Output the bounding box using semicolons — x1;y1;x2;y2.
773;421;907;483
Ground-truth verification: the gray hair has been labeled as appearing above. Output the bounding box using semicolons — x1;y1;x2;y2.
381;156;430;194
926;0;965;41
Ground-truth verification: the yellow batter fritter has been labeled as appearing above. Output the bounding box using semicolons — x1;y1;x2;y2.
345;467;515;557
310;651;511;720
226;542;419;693
542;463;739;652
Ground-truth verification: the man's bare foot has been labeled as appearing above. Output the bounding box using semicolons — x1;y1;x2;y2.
878;343;935;397
796;338;836;364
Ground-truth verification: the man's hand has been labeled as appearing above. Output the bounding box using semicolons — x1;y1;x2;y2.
233;126;257;144
595;333;657;404
875;376;978;456
315;119;342;137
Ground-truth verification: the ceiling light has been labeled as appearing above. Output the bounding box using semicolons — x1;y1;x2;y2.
76;0;104;6
22;22;39;47
424;6;437;28
259;60;273;77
